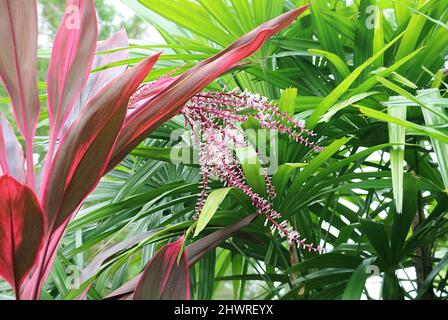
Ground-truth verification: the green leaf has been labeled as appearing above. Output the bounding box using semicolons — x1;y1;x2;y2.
358;105;448;144
382;271;404;300
378;77;448;121
308;49;350;78
186;213;259;266
278;88;297;164
194;188;233;237
307;32;405;128
351;48;423;96
387;100;407;213
272;162;307;198
236;146;267;195
342;257;377;300
419;89;448;190
286;252;363;274
391;176;419;262
416;252;448;299
139;0;233;47
320;91;379;123
231;253;243;299
196;251;216;300
359;219;391;265
282;137;351;213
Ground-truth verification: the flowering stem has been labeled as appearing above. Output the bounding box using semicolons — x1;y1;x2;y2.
179;88;322;253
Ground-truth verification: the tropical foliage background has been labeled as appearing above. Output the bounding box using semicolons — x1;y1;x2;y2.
0;0;447;300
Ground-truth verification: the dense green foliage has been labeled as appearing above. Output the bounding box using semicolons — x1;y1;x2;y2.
1;0;447;300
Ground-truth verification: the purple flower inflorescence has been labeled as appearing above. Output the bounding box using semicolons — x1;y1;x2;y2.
180;89;322;253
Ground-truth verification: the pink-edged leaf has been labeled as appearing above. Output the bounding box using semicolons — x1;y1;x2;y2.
0;0;40;187
186;213;258;266
42;53;160;233
106;5;310;171
102;214;258;300
20;219;68;300
24;52;159;299
0;175;44;297
69;230;156;300
46;0;98;140
0;113;25;183
105;214;258;300
105;276;140;300
127;76;178;114
63;29;129;134
133;237;190;300
128;60;250;112
0;0;40;143
80;230;156;284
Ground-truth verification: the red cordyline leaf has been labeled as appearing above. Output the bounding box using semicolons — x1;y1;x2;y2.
186;213;259;265
106;4;311;171
105;277;139;300
73;230;157;300
22;54;161;300
80;230;156;284
42;53;161;236
133;237;190;300
0;175;44;299
0;113;25;183
0;0;40;187
21;220;68;300
106;215;258;300
46;0;98;152
63;29;129;134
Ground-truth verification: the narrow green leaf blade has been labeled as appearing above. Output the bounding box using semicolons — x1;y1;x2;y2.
194;188;233;237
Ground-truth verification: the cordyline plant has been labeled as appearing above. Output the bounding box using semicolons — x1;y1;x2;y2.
0;0;310;300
